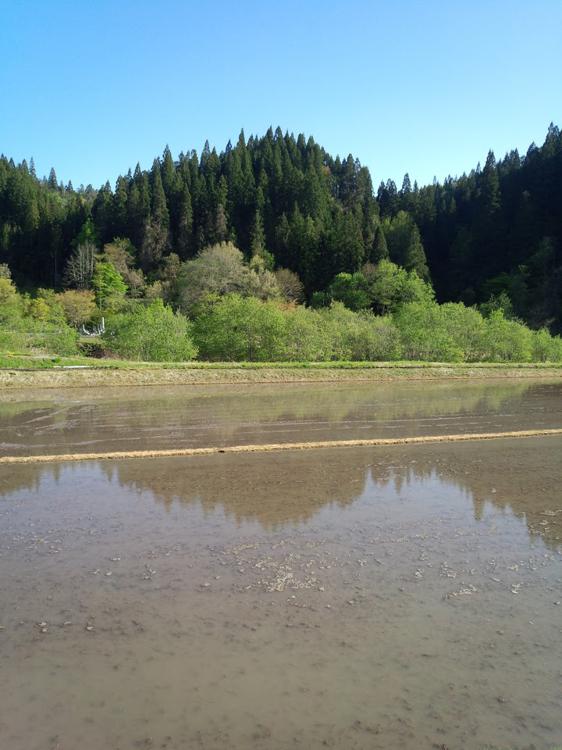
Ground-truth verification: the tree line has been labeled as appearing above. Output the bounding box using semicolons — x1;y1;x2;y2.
2;124;560;330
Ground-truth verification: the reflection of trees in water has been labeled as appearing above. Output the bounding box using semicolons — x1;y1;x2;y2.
365;442;562;549
1;436;559;548
0;381;547;451
0;462;63;497
104;452;366;529
107;439;561;547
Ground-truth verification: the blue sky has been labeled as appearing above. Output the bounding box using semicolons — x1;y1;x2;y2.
1;0;561;189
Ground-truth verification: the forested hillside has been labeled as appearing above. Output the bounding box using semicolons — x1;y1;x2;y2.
1;124;561;329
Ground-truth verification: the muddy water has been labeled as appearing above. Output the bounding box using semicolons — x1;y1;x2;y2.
1;437;561;750
2;380;562;457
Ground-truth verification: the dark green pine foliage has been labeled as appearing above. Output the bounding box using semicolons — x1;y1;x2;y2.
250;209;267;259
371;225;389;263
1;125;562;329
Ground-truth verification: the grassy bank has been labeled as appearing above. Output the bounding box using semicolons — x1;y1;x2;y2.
2;354;562;389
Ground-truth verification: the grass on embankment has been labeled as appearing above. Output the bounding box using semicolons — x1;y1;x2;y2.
2;353;562;388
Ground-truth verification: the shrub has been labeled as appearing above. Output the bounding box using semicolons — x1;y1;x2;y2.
481;311;533;362
193;294;286;361
320;303;403;361
0;327;28;352
438;303;488;362
281;306;333;361
394;302;464;361
30;321;79;356
103;300;197;361
0;277;23;323
57;290;97;327
532;328;562;362
367;260;434;314
327;272;372;311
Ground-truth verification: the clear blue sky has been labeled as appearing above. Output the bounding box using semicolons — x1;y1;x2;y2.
1;0;561;189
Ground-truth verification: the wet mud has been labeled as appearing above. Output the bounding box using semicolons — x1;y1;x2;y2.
1;436;561;749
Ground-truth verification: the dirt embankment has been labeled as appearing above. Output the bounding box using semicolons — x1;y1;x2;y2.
2;364;562;389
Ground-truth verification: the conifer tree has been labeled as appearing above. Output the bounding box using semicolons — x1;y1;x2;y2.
371;225;389;262
48;167;58;190
151;160;169;226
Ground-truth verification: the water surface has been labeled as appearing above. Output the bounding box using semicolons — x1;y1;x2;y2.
1;437;561;749
2;380;562;456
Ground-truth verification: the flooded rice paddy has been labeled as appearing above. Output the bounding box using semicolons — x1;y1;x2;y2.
1;381;561;749
2;379;562;457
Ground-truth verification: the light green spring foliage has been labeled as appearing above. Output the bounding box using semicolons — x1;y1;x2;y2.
395;302;466;361
325;260;434;314
394;302;562;363
56;290;97;327
193;296;403;362
532;327;562;362
176;242;280;314
193;294;286;361
102;299;197;361
92;262;128;312
366;260;434;313
0;277;78;355
0;276;24;323
191;293;562;363
2;255;562;363
282;306;333;361
319;303;402;361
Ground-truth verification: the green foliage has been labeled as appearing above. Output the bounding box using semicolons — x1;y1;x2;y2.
73;218;98;248
193;294;286;361
327;272;371;311
26;289;66;324
0;277;78;356
103;300;197;361
531;328;562;362
392;301;562;363
383;211;430;280
192;296;404;363
92;262;128;312
370;225;389;263
394;303;466;362
436;303;488;361
320;303;402;361
0;276;24;323
102;238;146;297
479;291;515;320
281;306;332;361
2;124;562;338
30;321;79;356
365;260;434;314
57;289;97;327
481;311;534;362
177;242;279;314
